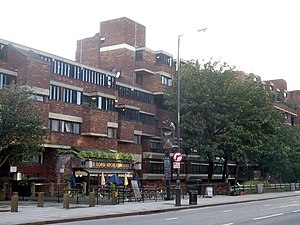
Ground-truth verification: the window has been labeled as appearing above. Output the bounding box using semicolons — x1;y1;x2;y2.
134;135;141;144
117;85;154;104
149;162;164;174
149;141;163;153
118;108;140;121
98;96;115;111
50;58;115;88
49;119;60;132
49;119;80;134
140;113;155;125
0;43;7;60
29;94;44;102
135;50;143;61
0;73;16;89
62;88;82;105
62;121;81;134
0;73;6;89
161;75;172;86
107;128;116;138
32;153;44;164
155;53;173;67
49;85;61;101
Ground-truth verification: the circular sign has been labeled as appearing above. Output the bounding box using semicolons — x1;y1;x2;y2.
173;152;183;162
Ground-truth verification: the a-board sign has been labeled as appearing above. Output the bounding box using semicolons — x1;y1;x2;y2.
131;180;142;200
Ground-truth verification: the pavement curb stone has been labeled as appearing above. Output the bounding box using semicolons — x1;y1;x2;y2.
1;191;300;225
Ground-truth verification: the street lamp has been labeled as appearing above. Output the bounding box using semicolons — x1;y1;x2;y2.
175;28;207;207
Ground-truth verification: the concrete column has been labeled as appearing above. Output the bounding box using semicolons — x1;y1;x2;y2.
37;192;44;207
63;194;69;209
11;192;18;212
89;192;95;207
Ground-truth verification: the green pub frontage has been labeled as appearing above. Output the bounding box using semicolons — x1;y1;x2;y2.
73;158;135;191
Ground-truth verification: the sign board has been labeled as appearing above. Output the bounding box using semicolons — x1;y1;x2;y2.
173;162;180;169
10;166;17;173
164;156;172;181
173;152;183;162
131;180;142;200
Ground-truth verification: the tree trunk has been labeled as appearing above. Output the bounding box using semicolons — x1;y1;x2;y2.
207;160;214;182
221;158;228;182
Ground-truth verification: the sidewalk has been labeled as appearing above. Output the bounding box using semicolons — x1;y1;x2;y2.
1;191;300;225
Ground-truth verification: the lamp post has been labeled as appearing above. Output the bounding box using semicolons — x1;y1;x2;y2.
175;28;207;207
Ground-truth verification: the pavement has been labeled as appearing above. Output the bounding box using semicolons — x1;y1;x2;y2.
1;191;300;225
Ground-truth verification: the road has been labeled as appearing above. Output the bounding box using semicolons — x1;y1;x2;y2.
59;196;300;225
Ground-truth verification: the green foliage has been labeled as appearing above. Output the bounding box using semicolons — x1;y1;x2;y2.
283;100;299;110
0;85;48;166
166;60;290;181
57;149;135;161
258;124;300;182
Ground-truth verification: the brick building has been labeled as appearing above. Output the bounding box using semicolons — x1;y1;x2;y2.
1;17;300;195
0;17;177;193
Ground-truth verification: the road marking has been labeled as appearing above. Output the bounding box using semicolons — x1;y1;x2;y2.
253;213;284;221
293;209;300;213
223;210;233;213
166;217;178;221
264;204;271;206
280;204;299;208
222;223;234;225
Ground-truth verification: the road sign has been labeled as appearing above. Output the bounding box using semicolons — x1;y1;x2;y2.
173;162;180;169
173;152;183;162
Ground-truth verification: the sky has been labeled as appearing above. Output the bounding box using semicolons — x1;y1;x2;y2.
1;0;300;90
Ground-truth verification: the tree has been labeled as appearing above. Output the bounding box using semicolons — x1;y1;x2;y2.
259;124;300;182
166;60;282;182
0;85;47;167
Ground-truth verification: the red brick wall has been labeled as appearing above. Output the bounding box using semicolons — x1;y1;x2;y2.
99;48;135;86
100;17;145;48
75;34;100;68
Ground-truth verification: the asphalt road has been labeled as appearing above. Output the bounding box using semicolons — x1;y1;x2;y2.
59;195;300;225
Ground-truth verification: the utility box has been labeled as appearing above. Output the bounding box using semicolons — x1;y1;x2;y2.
257;184;263;194
205;187;213;198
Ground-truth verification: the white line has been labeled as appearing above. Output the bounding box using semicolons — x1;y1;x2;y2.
253;213;284;221
223;210;233;213
280;204;299;208
166;217;178;221
222;223;234;225
293;210;300;213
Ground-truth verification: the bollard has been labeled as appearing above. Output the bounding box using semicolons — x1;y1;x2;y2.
31;182;36;197
63;193;69;209
37;192;44;207
175;180;181;206
89;192;95;207
11;192;18;212
50;182;55;197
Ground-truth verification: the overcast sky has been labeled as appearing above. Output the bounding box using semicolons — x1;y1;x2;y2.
1;0;300;90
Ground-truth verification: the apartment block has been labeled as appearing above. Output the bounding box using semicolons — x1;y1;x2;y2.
1;17;300;196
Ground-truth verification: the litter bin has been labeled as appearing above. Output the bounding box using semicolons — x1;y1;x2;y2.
205;187;213;198
189;190;198;205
